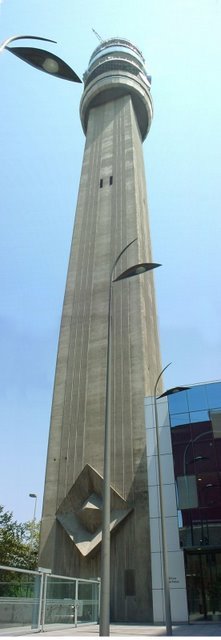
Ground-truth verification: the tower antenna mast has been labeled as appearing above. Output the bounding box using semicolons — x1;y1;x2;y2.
92;28;103;43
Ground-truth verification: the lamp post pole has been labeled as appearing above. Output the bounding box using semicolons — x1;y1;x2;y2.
154;363;173;636
29;493;37;552
99;255;114;638
99;240;161;636
29;492;37;522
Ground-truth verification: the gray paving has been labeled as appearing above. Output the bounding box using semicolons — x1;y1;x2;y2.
1;623;221;637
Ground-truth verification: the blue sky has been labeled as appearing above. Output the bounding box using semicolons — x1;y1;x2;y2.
0;0;220;523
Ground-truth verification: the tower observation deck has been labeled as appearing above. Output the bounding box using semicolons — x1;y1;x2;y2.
39;37;162;624
80;38;153;140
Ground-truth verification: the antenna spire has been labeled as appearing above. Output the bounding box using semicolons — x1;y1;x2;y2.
92;28;103;43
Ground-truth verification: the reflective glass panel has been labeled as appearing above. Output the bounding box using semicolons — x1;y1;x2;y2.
170;413;190;427
183;442;194;473
216;444;221;469
187;385;208;411
177;475;198;509
185;551;221;621
171;423;191;447
177;509;183;528
173;441;192;476
168;391;189;415
210;410;221;438
206;382;221;409
191;440;215;474
197;472;220;508
190;410;209;423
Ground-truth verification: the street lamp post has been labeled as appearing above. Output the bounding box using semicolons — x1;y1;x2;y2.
99;238;161;636
154;368;190;636
29;492;37;522
29;493;37;553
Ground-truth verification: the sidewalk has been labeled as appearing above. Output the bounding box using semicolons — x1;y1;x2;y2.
38;623;221;636
1;623;221;637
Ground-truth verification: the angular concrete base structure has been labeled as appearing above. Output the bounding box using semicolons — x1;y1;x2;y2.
39;39;162;622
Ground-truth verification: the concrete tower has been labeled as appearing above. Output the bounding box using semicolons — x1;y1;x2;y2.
39;38;162;622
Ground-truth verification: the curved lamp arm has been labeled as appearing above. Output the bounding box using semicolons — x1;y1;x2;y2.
111;238;137;282
0;34;56;54
154;362;172;398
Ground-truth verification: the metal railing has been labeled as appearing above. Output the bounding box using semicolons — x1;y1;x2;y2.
0;564;100;633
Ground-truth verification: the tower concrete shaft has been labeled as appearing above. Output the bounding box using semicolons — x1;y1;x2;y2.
39;38;162;622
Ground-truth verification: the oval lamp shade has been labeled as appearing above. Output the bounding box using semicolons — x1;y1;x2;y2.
6;46;82;83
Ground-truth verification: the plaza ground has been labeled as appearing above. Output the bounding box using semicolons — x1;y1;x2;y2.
1;623;221;637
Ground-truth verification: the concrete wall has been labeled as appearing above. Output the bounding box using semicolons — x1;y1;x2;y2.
0;598;85;627
0;598;35;625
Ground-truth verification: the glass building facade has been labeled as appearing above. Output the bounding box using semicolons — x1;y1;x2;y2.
168;382;221;621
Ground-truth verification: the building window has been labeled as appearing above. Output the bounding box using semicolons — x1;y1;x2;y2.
109;176;113;185
100;178;103;188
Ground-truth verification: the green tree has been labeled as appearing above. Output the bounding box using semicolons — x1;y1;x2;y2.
0;505;39;570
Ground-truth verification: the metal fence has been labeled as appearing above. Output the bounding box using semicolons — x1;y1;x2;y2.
0;564;100;633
